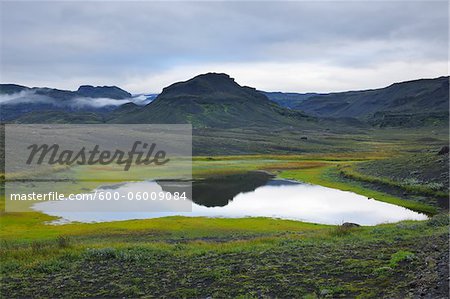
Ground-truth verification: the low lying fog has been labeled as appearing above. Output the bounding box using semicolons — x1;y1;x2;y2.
0;90;155;109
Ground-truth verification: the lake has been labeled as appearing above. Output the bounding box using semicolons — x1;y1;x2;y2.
33;171;427;225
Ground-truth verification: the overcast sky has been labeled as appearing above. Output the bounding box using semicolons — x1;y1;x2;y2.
0;1;448;93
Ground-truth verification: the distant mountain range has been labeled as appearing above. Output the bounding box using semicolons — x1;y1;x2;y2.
262;92;321;109
1;74;448;128
0;84;132;99
0;84;155;121
266;77;449;127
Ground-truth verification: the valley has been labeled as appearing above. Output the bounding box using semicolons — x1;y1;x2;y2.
2;1;448;297
0;73;448;298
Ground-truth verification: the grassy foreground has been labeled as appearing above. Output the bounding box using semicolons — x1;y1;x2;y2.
1;153;448;298
1;215;448;298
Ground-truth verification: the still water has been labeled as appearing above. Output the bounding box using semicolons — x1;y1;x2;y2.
33;172;427;225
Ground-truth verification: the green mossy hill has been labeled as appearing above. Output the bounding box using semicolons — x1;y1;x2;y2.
110;73;314;128
294;76;449;127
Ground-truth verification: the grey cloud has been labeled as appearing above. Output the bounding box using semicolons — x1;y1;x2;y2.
0;1;447;92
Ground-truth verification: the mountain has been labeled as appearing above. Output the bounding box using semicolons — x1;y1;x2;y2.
0;84;131;99
11;111;104;124
0;84;134;121
7;106;143;124
77;85;131;99
4;75;448;128
263;92;320;109
110;73;313;128
294;76;449;126
0;84;29;94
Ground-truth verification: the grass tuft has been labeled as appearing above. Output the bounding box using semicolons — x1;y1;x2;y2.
427;213;450;227
56;235;71;249
389;250;415;268
329;225;357;237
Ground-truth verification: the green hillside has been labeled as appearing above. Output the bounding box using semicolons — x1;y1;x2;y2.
294;76;449;126
110;73;314;128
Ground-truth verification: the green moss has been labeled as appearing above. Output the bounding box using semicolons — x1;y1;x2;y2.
389;250;415;268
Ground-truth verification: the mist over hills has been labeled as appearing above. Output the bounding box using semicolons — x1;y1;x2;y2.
0;84;132;99
0;84;153;121
0;74;448;128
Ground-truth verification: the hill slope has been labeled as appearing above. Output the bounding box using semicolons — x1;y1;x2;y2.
0;84;133;121
294;76;449;126
263;92;320;109
110;73;314;128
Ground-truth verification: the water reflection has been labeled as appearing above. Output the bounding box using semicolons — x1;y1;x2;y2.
158;171;272;207
33;172;428;225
